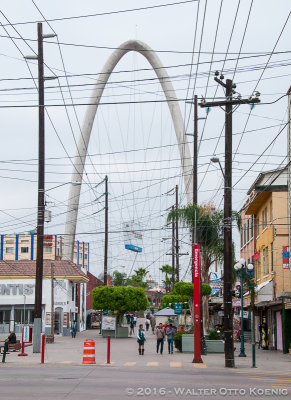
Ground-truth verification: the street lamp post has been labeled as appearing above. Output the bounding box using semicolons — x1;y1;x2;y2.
234;258;254;358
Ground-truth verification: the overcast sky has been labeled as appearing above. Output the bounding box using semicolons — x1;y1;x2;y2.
0;0;290;282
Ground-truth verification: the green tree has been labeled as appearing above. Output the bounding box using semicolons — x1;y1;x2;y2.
168;202;239;330
127;267;149;288
160;264;172;293
112;270;127;286
92;286;148;324
162;281;211;318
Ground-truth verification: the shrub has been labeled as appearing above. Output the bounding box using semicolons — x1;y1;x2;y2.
207;328;220;340
174;331;192;352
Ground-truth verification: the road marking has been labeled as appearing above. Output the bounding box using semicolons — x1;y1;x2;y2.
170;362;182;368
58;361;73;364
124;362;136;366
147;362;159;367
193;364;207;368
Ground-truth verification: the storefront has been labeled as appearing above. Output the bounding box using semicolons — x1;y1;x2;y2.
0;260;88;336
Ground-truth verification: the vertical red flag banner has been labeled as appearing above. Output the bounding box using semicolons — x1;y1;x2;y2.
193;244;202;363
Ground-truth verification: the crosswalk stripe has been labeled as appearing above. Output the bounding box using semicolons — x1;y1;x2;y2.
124;362;136;366
193;363;207;368
147;362;159;367
170;362;182;368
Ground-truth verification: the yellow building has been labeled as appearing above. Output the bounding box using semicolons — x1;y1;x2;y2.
244;166;291;351
0;234;89;272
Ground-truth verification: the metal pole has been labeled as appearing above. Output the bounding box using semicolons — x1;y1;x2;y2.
224;79;235;368
51;262;54;340
107;335;111;364
287;87;291;290
172;206;175;290
239;269;246;357
175;185;179;282
33;22;45;354
104;176;108;286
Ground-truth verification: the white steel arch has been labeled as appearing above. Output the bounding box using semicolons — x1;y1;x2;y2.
64;40;193;260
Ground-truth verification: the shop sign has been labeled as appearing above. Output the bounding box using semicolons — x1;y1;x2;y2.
0;284;34;296
102;315;116;331
282;246;289;269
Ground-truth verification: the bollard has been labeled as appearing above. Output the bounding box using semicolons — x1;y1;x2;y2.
41;333;45;364
2;342;8;363
107;335;111;364
18;327;28;357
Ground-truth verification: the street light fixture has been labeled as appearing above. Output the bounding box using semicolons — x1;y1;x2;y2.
210;157;225;178
234;258;254;358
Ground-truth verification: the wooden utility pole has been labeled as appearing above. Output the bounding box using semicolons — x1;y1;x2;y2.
51;262;54;340
104;175;108;286
200;73;260;368
175;185;179;282
33;22;45;353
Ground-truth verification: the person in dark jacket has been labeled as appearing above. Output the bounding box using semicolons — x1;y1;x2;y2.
5;331;16;344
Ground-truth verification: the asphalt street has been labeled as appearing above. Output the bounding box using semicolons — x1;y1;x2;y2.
0;363;290;400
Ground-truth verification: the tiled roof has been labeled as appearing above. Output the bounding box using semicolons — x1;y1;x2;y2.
0;260;88;282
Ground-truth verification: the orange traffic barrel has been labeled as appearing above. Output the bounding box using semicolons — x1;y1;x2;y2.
82;339;96;364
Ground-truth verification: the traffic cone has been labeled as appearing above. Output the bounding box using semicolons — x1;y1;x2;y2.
82;339;96;364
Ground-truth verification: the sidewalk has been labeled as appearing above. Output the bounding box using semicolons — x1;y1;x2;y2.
1;329;291;372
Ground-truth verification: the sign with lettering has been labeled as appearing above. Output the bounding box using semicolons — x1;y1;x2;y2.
102;316;116;331
282;246;289;269
0;284;34;296
193;244;202;363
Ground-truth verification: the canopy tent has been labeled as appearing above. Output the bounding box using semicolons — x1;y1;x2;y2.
154;307;176;316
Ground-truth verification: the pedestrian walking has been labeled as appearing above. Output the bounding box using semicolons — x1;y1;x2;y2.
130;319;135;336
71;320;77;338
156;323;165;354
166;324;175;354
151;315;156;334
145;318;150;332
137;324;146;355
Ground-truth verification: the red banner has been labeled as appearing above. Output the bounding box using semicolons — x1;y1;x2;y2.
193;244;202;363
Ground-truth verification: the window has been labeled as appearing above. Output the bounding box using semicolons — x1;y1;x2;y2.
20;240;29;243
6;247;14;254
72;284;75;301
262;207;268;229
271;243;274;272
21;247;29;254
266;247;269;274
84;254;88;260
247;219;250;242
270;200;273;222
263;249;266;274
257;255;261;280
243;224;247;245
257;217;260;235
43;246;52;253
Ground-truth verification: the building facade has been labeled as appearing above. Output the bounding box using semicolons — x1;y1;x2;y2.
241;167;291;352
0;260;88;336
0;234;89;271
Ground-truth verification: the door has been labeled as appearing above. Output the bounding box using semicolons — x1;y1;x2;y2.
54;307;63;335
276;311;283;351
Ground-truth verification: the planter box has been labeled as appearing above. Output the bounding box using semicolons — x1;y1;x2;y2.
181;334;224;353
102;326;129;338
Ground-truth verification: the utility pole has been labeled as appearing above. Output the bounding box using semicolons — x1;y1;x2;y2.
33;23;45;354
104;175;108;286
171;206;175;289
175;185;179;282
200;72;260;368
51;262;54;341
26;23;56;353
287;86;291;291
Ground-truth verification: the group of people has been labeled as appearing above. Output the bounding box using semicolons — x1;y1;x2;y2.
137;322;176;355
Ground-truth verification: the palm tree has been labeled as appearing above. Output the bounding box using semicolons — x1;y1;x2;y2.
160;264;172;293
168;202;240;329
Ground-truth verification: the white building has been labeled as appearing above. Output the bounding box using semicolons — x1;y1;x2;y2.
0;260;88;336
